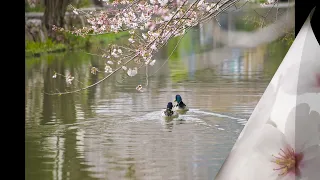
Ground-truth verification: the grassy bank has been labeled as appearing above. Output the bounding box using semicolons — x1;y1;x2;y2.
25;31;130;58
26;40;67;57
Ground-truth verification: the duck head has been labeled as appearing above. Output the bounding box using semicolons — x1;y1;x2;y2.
174;95;182;103
167;102;173;110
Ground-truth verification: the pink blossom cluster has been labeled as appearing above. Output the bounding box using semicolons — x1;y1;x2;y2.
52;0;236;88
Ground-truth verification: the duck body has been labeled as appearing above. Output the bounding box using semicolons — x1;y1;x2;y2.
173;105;189;114
161;102;179;120
173;95;189;113
161;108;179;119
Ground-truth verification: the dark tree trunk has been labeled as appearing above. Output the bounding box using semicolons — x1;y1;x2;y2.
43;0;73;39
92;0;103;7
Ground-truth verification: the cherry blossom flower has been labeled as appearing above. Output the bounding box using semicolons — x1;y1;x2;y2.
197;0;204;7
163;15;171;21
122;66;127;71
52;73;57;78
111;51;119;58
142;33;147;39
140;13;148;22
127;67;138;77
105;65;113;73
128;37;135;43
66;74;74;85
206;5;212;12
117;49;123;54
158;0;168;6
176;0;185;6
107;61;114;65
150;43;157;50
73;10;79;15
237;103;320;180
91;67;99;75
216;4;220;10
149;59;156;66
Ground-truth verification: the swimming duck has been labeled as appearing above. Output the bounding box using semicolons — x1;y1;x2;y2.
161;102;179;120
173;94;189;113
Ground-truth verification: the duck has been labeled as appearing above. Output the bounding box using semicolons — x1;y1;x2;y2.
173;94;189;113
161;102;179;120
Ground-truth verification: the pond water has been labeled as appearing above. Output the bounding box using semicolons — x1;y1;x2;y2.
25;9;292;180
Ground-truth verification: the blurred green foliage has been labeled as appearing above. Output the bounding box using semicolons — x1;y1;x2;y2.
165;32;192;83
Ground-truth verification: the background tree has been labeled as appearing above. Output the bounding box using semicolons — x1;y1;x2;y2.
43;0;73;39
92;0;104;7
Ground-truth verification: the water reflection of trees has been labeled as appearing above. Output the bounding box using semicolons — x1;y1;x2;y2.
169;14;289;83
25;52;273;180
26;52;162;179
26;54;101;180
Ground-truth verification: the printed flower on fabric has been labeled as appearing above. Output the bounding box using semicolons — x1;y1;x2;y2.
215;77;283;180
237;103;320;180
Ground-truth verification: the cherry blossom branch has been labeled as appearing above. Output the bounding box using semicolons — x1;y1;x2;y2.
52;72;85;86
47;0;243;95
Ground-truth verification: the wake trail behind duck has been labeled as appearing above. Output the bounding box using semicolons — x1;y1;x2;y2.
189;109;247;121
134;109;246;124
